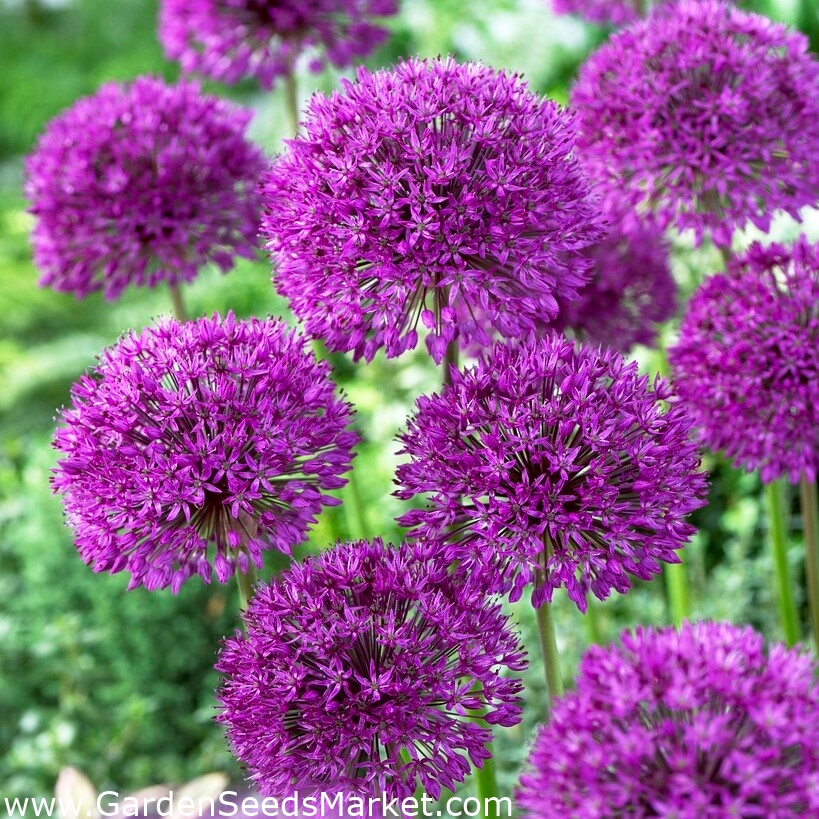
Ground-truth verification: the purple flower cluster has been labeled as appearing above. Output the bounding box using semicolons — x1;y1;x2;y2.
550;0;641;26
518;622;819;818
216;538;525;798
52;313;358;592
262;57;604;363
396;335;707;611
571;0;819;246
545;211;676;352
669;237;819;484
160;0;398;89
25;77;264;300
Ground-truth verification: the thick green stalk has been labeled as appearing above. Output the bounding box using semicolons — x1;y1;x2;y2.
535;599;563;709
584;599;602;645
765;478;800;645
169;282;187;322
342;466;369;540
284;71;299;137
665;559;689;628
473;753;500;819
236;563;257;614
800;475;819;652
443;339;459;388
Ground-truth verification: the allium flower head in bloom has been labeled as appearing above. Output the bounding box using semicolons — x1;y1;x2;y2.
216;538;525;798
25;77;264;300
518;621;819;818
262;57;604;364
52;313;358;592
545;211;676;352
669;237;819;484
571;0;819;246
160;0;398;89
396;335;707;611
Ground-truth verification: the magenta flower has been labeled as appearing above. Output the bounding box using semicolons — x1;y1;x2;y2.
160;0;398;90
571;0;819;246
262;57;604;364
545;211;676;352
396;335;707;611
518;621;819;818
550;0;641;26
216;538;525;798
669;237;819;484
25;77;264;300
52;313;358;592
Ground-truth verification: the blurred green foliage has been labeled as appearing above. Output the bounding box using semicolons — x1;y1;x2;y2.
0;0;813;803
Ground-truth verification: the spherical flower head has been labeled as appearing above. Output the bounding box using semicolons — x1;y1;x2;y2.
571;0;819;246
395;335;707;612
518;621;819;818
52;313;359;592
159;0;398;90
669;237;819;484
262;57;605;364
216;538;525;799
545;211;676;352
25;77;264;301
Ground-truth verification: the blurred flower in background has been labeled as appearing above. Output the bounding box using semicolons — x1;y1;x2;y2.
25;77;264;300
159;0;399;89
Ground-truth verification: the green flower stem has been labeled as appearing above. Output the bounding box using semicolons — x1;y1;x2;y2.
535;598;563;710
584;599;602;645
342;466;369;540
443;339;459;388
236;563;257;614
473;752;500;819
665;559;690;628
765;478;800;646
800;475;819;651
284;71;299;137
169;282;187;322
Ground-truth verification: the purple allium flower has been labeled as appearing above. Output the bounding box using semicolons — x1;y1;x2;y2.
571;0;819;246
25;77;264;301
261;57;604;364
52;313;358;592
216;537;526;799
545;211;676;352
159;0;398;90
395;335;707;611
550;0;641;26
518;621;819;818
669;237;819;484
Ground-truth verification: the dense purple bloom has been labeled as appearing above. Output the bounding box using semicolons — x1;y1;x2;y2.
518;621;819;818
545;211;676;352
216;538;525;798
52;313;358;592
396;335;707;611
262;57;604;363
669;238;819;484
25;77;264;300
160;0;398;89
571;0;819;246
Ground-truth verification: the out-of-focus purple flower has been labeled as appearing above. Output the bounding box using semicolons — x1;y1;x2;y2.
518;621;819;818
216;538;526;799
669;237;819;484
571;0;819;246
396;335;707;612
262;57;604;364
52;313;358;592
545;211;676;352
550;0;640;26
159;0;398;90
25;77;264;300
